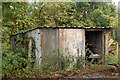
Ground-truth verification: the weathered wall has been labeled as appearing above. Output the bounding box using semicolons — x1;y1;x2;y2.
40;28;58;61
103;30;109;65
11;28;59;68
59;29;85;66
29;28;85;68
26;29;42;67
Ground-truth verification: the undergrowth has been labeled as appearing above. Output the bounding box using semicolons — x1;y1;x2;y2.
38;51;85;76
2;49;36;78
3;48;118;78
107;54;119;71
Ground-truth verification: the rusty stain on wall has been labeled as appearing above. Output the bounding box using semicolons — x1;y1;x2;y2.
59;29;85;66
40;28;58;61
59;29;85;56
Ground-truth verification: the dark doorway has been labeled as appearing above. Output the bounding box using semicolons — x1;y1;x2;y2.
85;31;102;62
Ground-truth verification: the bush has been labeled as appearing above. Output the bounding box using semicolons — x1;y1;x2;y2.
107;54;119;71
2;49;35;78
107;54;118;64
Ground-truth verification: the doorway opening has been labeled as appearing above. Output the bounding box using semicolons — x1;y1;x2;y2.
85;31;102;63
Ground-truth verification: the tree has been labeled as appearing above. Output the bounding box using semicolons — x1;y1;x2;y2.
2;2;117;52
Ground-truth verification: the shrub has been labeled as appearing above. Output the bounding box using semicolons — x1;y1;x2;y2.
107;54;119;70
107;54;118;64
2;49;35;78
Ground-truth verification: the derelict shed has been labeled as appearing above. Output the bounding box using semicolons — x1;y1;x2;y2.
10;27;113;67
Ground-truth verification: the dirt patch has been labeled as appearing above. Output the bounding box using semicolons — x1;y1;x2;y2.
47;65;120;79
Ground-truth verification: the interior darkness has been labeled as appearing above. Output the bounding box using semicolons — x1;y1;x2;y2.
85;31;102;62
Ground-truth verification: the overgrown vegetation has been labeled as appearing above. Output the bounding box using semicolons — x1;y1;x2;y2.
39;51;60;75
39;51;85;76
1;1;119;78
108;54;118;64
107;54;119;70
2;49;36;78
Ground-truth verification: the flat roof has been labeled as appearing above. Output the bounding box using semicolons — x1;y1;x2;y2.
10;26;113;37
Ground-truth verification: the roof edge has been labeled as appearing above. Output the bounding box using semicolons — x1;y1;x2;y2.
10;26;114;37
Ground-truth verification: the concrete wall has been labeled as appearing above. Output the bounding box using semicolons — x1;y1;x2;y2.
59;29;85;66
40;28;59;61
27;28;59;67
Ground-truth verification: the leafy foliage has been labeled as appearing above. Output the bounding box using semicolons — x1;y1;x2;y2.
2;2;117;51
107;54;119;71
108;54;118;64
2;1;119;78
2;49;35;78
2;2;117;32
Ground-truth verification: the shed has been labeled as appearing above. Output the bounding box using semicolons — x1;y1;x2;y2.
10;27;113;68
